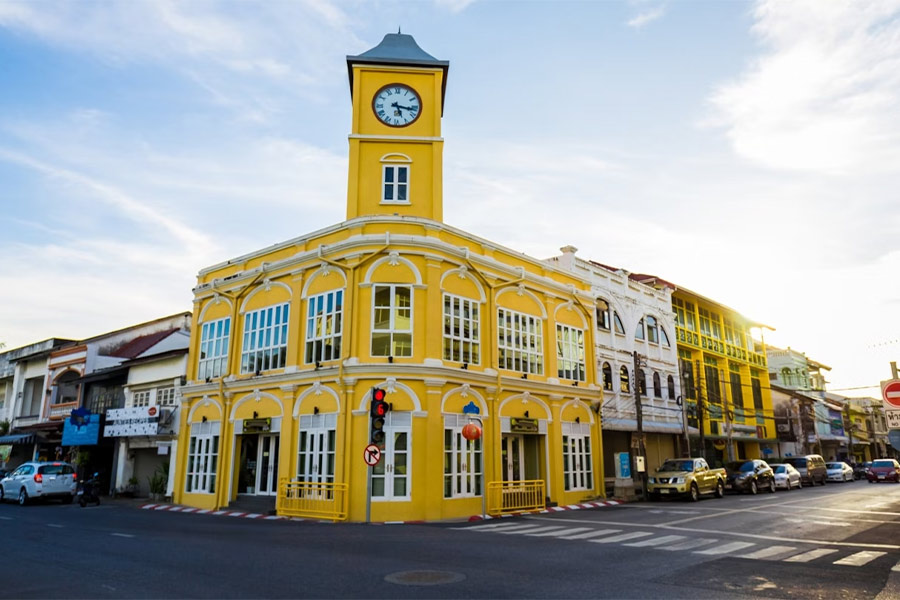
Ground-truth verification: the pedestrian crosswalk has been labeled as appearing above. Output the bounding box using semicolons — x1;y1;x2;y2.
455;520;894;568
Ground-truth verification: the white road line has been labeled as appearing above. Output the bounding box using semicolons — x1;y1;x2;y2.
659;538;718;551
695;541;756;555
741;545;798;560
525;527;582;537
784;548;839;563
556;528;622;540
111;533;134;538
0;516;11;520
495;525;558;535
892;559;900;572
47;524;64;528
589;531;653;544
624;535;686;548
833;551;886;567
530;527;594;538
456;522;518;531
507;526;568;536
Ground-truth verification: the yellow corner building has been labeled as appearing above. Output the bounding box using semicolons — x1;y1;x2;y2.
172;34;607;522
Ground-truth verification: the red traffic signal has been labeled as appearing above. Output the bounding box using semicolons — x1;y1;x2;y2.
370;387;390;444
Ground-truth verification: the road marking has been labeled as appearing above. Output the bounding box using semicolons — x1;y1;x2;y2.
784;548;839;563
47;524;64;528
458;522;521;531
892;560;900;572
524;515;900;550
741;545;798;560
589;531;653;544
624;535;686;547
111;533;134;538
525;527;584;537
510;526;568;536
695;541;755;555
833;551;886;566
659;537;719;551
0;516;11;520
555;528;622;540
495;525;559;535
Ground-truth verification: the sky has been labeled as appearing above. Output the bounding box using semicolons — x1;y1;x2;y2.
1;0;899;396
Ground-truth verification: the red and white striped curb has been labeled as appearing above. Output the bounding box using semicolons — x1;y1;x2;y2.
139;503;293;521
467;499;621;521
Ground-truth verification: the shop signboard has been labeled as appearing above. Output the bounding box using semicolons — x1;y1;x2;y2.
62;412;100;446
104;406;160;437
509;417;538;433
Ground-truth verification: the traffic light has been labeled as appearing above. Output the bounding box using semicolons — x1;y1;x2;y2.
370;387;389;444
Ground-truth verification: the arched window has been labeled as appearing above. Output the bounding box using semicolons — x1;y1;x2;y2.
602;362;613;391
667;375;676;400
637;369;647;396
613;312;625;335
596;299;611;331
660;326;670;347
635;318;645;340
653;372;662;398
646;316;659;344
781;367;793;387
619;365;630;393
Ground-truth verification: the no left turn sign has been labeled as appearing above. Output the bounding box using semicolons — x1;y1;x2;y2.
364;443;382;466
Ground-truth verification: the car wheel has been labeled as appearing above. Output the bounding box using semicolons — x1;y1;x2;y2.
749;480;758;495
715;480;725;498
18;488;28;506
689;483;700;502
768;478;777;493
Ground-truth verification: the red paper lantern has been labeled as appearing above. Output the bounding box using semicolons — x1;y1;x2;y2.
461;422;482;441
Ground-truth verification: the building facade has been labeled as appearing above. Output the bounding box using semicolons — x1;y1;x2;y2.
172;34;610;522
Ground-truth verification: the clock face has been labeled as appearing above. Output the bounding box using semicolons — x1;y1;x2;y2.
373;84;421;127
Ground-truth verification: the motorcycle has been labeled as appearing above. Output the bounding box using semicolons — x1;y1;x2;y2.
78;472;101;507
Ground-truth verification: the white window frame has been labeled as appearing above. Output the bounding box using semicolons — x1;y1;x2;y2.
241;303;290;374
186;421;220;494
372;412;411;501
497;307;543;375
157;387;176;406
443;415;483;499
556;324;585;381
371;285;413;357
382;164;410;204
562;422;593;491
297;414;337;484
305;289;344;364
198;317;230;380
646;316;659;344
443;293;481;365
596;300;611;331
132;390;150;408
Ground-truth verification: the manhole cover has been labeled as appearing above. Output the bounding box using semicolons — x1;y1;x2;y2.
384;570;466;586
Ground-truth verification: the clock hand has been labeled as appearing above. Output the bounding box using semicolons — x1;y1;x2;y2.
391;102;416;112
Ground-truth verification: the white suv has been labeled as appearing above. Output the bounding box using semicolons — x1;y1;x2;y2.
0;462;78;505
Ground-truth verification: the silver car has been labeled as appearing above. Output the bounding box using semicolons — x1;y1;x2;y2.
769;463;802;490
826;461;854;482
0;462;78;505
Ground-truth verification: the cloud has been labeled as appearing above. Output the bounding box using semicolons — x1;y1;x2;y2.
709;0;900;173
433;0;478;13
627;5;666;29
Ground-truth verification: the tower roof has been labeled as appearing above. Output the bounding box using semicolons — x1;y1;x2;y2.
347;33;449;108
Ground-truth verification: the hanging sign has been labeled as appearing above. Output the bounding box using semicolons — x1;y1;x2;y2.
510;417;538;433
104;407;160;437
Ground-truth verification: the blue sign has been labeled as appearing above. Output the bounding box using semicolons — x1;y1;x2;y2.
617;452;632;479
762;447;774;455
62;413;100;446
889;430;900;452
462;401;480;415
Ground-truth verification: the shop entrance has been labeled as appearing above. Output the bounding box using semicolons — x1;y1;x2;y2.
501;434;541;481
238;434;279;496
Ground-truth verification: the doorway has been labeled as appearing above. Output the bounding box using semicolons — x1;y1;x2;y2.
238;434;280;496
502;434;526;481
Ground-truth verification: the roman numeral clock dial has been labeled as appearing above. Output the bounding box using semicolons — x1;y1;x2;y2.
373;84;421;127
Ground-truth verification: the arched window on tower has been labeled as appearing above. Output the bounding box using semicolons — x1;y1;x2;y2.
620;365;630;393
653;371;662;398
602;362;613;391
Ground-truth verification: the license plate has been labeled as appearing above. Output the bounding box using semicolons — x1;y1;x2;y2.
660;489;670;494
725;484;732;489
879;475;885;479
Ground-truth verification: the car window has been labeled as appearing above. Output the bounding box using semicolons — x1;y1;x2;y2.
726;461;755;472
660;460;694;472
773;465;785;473
786;458;807;467
873;460;895;468
826;463;841;469
39;464;73;475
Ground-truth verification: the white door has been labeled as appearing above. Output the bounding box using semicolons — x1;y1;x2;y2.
256;434;279;496
372;413;411;500
502;434;526;481
298;428;335;484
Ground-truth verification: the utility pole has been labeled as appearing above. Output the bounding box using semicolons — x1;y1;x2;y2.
845;403;854;463
633;351;647;500
696;361;706;461
723;372;735;463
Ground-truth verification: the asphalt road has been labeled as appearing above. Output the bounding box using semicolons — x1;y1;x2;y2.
3;479;900;599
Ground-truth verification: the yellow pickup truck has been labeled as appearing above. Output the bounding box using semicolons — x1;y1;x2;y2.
648;458;726;502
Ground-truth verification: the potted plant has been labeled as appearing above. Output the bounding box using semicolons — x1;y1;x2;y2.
147;464;168;502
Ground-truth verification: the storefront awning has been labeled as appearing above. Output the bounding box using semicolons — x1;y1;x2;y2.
0;433;35;445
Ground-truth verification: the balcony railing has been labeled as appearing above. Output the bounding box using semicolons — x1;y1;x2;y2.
47;401;78;421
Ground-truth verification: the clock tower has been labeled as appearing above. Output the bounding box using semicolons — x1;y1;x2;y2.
346;33;449;222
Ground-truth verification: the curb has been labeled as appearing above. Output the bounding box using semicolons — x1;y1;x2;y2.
467;499;622;522
139;503;296;521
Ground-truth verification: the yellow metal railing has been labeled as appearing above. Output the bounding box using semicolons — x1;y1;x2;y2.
486;480;546;516
277;478;348;522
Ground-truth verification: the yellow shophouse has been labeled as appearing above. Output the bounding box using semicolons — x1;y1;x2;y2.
172;33;606;522
671;287;776;466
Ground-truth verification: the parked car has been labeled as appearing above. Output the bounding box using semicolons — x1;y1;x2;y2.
853;462;872;480
769;463;802;490
0;461;78;505
783;455;828;486
826;462;854;483
725;459;777;494
866;459;900;483
648;457;726;502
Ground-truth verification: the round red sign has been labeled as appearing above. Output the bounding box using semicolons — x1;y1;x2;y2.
148;406;158;417
883;381;900;408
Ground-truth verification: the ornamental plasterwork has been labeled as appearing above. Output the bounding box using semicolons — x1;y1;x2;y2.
385;377;397;394
253;388;261;402
213;293;222;305
311;381;323;396
262;278;272;291
460;383;470;398
387;251;401;267
457;265;468;279
522;392;530;403
319;262;335;277
516;283;526;297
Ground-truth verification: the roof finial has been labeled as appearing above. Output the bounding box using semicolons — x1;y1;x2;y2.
398;26;401;34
